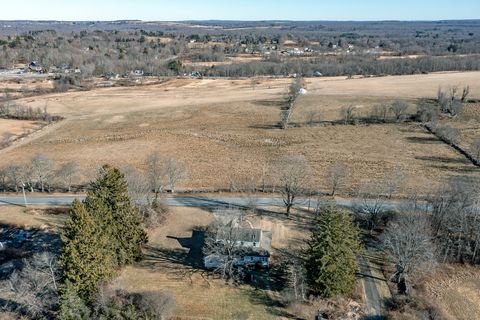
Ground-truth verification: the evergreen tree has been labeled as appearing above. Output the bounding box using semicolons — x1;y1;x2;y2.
58;281;92;320
304;205;361;298
85;165;148;266
60;200;115;301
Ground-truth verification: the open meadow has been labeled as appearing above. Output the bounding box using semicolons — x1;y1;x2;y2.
424;265;480;320
1;72;480;194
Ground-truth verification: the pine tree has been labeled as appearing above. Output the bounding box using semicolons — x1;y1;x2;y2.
84;165;148;266
60;165;147;303
60;200;116;302
304;205;361;298
58;281;92;320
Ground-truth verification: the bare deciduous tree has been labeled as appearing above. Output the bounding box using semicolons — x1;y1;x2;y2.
0;167;7;192
354;182;386;233
281;77;305;129
416;100;439;125
383;213;435;294
288;256;307;302
306;109;321;126
461;85;470;103
437;88;449;112
326;161;348;197
382;166;406;198
449;85;459;103
123;165;150;207
164;157;187;193
274;155;312;215
5;164;22;192
430;179;480;264
31;153;54;192
449;99;464;116
371;103;390;122
340;105;356;125
145;152;166;203
55;160;79;192
390;100;409;123
1;252;61;318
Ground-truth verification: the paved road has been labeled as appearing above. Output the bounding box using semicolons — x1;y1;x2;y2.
0;194;417;211
358;256;386;319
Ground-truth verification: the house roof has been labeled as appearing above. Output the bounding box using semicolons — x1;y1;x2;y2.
217;227;261;242
216;227;272;251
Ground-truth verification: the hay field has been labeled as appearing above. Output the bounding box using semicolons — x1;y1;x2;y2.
436;103;480;158
0;119;41;139
426;265;480;319
1;72;480;193
306;71;480;99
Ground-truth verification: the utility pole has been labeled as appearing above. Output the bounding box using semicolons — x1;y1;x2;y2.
21;183;28;208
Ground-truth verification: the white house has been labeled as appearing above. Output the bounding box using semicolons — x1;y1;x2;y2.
204;228;272;269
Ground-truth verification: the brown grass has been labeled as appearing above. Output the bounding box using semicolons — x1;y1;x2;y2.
0;205;67;230
424;265;480;320
0;119;42;140
116;206;284;320
1;73;479;194
306;72;480;99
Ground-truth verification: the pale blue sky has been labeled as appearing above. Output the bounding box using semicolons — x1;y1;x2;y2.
1;0;479;21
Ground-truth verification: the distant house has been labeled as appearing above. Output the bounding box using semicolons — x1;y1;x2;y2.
190;71;202;78
28;61;43;73
105;72;120;80
204;227;272;269
132;69;144;76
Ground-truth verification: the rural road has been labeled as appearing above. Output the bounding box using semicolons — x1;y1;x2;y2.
0;194;420;211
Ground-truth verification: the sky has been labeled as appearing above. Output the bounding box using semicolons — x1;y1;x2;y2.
1;0;479;21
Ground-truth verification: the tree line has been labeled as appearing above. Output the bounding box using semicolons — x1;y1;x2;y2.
0;152;187;196
2;26;480;80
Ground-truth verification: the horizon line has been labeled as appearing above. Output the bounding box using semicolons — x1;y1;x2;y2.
1;19;480;23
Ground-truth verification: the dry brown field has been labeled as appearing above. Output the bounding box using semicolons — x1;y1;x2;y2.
436;103;480;158
0;205;67;229
425;265;480;319
1;72;480;194
0;119;42;139
0;78;54;98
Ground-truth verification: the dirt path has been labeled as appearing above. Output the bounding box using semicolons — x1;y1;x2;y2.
358;246;392;319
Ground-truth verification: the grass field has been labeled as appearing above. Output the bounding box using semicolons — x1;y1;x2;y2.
0;119;42;140
1;72;480;194
426;265;480;319
0;205;67;229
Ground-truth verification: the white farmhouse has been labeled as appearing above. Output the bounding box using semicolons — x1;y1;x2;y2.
204;227;272;269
